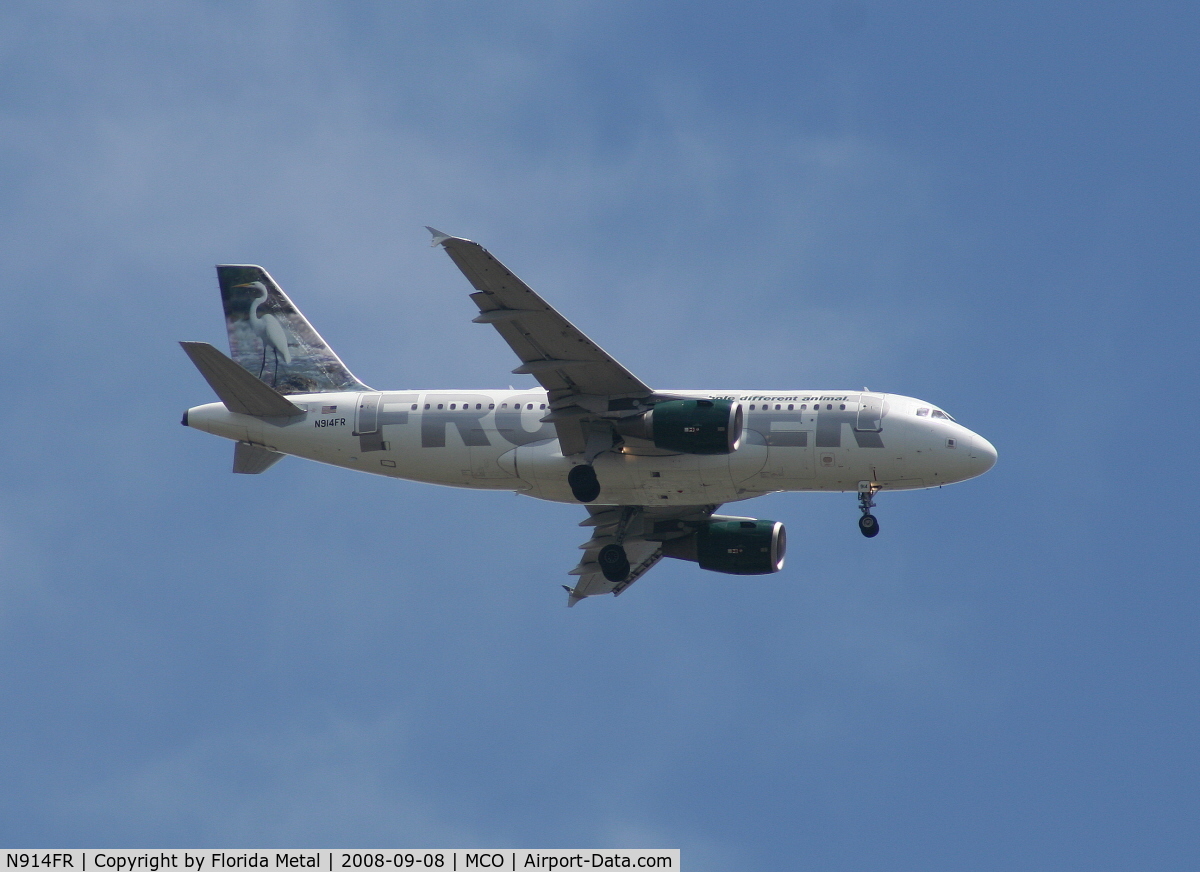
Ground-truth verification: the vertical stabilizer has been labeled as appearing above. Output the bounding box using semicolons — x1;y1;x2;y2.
216;265;369;394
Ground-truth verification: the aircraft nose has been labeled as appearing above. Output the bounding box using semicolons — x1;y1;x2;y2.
968;433;998;477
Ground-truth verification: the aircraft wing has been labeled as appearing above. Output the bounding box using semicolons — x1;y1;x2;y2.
428;229;654;453
565;504;720;605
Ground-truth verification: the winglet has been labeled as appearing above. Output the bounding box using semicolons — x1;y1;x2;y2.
563;585;583;608
426;226;456;247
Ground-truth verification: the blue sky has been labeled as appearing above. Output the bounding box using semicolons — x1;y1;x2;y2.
2;2;1198;868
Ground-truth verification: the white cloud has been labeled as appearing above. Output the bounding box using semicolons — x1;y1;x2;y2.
67;714;474;844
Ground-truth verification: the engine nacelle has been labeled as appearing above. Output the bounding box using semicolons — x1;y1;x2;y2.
661;517;786;575
616;398;743;455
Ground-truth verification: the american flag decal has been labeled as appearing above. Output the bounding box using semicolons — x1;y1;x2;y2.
321;405;338;414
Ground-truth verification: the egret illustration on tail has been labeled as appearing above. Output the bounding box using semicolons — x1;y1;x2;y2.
236;281;292;384
181;229;997;605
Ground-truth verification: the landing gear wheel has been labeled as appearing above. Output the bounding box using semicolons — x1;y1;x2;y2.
567;464;601;503
598;543;631;582
857;482;881;538
858;513;880;538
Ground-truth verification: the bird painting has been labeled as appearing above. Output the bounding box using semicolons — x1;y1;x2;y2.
233;281;292;385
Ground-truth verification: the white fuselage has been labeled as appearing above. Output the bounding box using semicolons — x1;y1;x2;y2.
185;389;997;506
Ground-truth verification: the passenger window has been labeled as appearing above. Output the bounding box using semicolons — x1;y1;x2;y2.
410;404;417;410
437;404;443;410
450;404;456;410
540;404;546;410
787;404;794;411
775;404;781;410
839;404;845;410
489;403;495;409
424;403;430;410
749;405;755;411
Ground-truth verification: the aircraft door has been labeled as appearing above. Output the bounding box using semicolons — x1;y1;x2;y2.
354;392;381;434
857;393;884;432
353;392;386;452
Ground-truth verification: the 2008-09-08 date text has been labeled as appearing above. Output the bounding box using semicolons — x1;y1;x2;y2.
342;856;444;869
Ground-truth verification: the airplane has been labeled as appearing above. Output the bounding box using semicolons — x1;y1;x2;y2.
180;228;997;606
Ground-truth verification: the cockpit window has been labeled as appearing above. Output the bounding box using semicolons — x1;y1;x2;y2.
916;408;930;417
931;409;955;421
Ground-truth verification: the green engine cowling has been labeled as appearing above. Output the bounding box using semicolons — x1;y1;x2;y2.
660;518;786;575
617;398;743;454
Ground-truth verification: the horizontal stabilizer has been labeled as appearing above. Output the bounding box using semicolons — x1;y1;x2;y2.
233;441;286;474
180;341;306;418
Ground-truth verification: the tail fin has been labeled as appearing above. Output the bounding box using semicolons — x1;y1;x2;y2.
216;265;369;395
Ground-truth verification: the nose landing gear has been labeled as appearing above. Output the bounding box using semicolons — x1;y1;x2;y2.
858;513;879;537
857;480;881;538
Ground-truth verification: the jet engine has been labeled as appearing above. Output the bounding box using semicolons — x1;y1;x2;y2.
660;517;786;575
615;398;743;455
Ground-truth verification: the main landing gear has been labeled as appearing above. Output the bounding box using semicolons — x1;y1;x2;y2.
598;542;631;582
568;425;618;503
596;506;638;583
568;464;601;502
857;480;881;538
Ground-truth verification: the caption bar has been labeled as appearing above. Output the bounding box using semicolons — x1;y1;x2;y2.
4;852;678;872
